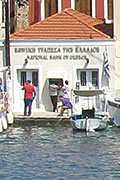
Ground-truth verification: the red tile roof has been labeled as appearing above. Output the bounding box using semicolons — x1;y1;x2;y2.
10;8;110;40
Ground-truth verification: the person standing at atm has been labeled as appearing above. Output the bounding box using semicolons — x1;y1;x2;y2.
49;81;59;112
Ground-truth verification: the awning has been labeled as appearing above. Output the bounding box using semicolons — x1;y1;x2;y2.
73;89;104;96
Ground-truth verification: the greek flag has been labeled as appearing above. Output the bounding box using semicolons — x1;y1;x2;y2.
103;51;110;79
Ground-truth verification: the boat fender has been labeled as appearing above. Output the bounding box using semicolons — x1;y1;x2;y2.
86;118;95;132
86;118;89;131
0;118;3;132
1;116;8;130
88;127;95;132
6;112;14;124
102;115;109;122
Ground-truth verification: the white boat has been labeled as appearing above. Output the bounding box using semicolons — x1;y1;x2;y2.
107;98;120;127
0;106;8;132
0;92;14;132
70;89;109;131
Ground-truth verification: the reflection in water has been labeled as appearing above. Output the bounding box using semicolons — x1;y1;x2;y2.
0;126;120;179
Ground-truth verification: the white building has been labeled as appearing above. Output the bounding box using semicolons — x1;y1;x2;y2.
10;9;115;113
114;0;120;90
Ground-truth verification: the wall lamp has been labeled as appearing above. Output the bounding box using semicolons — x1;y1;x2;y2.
86;58;89;64
24;59;28;65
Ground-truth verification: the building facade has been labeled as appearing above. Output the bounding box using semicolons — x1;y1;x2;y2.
10;39;115;113
0;0;113;39
113;0;120;90
29;0;113;25
10;9;115;113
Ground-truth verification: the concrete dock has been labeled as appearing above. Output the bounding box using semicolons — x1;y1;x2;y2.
13;111;71;127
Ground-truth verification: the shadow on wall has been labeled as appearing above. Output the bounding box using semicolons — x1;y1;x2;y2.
41;79;53;111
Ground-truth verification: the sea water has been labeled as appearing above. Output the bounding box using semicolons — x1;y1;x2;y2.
0;126;120;180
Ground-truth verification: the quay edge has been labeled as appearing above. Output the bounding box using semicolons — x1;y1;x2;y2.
13;112;71;127
13;111;114;128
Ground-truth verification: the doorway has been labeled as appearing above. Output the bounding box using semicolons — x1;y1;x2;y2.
17;69;39;109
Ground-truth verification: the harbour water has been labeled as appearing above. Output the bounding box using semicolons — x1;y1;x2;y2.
0;126;120;180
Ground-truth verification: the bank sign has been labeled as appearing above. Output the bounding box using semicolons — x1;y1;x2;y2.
14;46;100;61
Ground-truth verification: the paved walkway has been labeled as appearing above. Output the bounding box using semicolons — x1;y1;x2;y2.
13;111;71;127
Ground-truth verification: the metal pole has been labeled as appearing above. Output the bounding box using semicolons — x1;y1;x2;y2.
5;0;10;67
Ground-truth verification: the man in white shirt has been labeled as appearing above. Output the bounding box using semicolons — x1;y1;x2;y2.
62;80;71;99
49;82;59;112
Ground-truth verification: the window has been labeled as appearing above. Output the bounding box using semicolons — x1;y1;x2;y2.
45;0;58;18
104;0;113;23
92;71;98;86
21;72;26;86
32;71;38;87
77;69;99;89
80;71;86;86
75;0;92;16
108;0;113;20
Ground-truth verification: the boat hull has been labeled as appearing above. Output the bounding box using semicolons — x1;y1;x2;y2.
71;114;107;131
107;100;120;127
